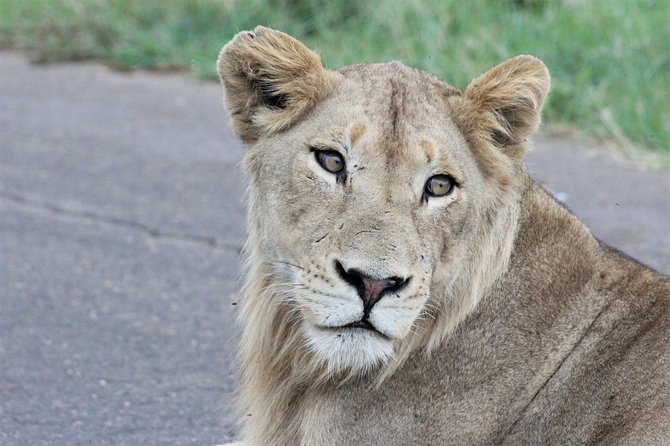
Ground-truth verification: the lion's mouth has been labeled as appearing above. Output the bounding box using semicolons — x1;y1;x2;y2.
344;319;376;331
319;319;391;340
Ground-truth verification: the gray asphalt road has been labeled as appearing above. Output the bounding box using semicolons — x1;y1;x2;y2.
1;52;668;446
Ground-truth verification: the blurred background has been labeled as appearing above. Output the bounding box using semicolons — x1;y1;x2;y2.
1;0;669;155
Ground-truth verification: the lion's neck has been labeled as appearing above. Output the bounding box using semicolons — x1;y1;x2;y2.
236;274;305;445
508;175;601;284
236;242;334;445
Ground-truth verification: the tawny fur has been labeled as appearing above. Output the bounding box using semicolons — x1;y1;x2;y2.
217;27;340;143
218;27;670;446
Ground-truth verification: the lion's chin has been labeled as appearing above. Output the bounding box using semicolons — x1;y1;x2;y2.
304;323;395;374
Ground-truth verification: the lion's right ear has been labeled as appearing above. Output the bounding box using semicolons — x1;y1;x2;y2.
217;27;340;144
453;55;550;161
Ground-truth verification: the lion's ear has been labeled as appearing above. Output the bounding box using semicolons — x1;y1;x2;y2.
217;27;339;144
460;55;550;160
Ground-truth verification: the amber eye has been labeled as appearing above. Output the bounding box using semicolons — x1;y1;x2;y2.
424;174;455;197
314;150;345;174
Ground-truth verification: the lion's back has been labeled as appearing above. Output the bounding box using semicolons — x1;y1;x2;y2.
507;250;670;444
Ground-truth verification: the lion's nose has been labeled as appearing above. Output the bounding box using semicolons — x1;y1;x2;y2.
334;260;411;314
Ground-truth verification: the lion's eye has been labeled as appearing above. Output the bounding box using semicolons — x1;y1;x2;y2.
424;174;455;198
314;150;345;174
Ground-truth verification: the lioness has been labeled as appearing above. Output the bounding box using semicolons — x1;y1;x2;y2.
217;27;670;445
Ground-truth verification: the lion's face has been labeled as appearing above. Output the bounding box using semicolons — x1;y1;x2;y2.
219;27;549;374
249;66;496;371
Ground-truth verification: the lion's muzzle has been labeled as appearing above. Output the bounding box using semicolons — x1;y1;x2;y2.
334;259;411;315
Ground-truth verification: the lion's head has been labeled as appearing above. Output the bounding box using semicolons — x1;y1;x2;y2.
218;27;549;377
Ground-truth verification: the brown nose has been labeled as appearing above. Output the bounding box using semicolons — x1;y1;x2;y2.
334;260;411;314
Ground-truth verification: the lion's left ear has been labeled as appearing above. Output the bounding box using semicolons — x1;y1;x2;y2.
456;56;550;160
217;26;340;144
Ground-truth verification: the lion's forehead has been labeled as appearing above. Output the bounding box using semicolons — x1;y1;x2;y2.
337;62;461;128
308;62;472;174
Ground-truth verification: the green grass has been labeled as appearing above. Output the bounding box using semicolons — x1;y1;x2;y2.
1;0;669;153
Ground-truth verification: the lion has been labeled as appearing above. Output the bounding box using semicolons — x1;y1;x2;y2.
216;27;670;445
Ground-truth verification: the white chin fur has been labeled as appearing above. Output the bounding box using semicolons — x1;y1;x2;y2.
304;323;394;374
